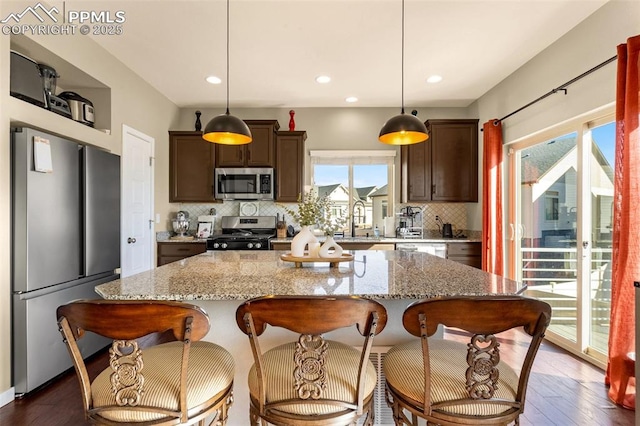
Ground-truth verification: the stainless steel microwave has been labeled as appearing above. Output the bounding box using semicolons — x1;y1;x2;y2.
214;168;274;200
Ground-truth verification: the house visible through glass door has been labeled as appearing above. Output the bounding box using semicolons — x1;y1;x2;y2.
508;111;614;366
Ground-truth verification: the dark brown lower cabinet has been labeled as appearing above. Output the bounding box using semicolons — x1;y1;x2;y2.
157;242;206;266
447;242;481;268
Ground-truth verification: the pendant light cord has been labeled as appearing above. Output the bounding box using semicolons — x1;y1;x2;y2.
400;0;405;115
225;0;230;115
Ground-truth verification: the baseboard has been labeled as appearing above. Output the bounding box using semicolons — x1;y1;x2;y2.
0;387;15;408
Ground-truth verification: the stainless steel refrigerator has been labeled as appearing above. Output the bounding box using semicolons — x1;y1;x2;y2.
11;126;121;395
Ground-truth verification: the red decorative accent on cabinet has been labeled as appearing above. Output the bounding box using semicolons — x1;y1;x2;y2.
289;110;296;131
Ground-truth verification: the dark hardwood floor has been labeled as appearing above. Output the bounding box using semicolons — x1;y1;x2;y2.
0;330;634;425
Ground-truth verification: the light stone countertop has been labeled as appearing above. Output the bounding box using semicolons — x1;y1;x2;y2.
96;250;521;301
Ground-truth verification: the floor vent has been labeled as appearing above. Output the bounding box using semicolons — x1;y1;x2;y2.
358;346;394;426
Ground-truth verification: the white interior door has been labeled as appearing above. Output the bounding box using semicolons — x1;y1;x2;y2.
121;125;154;278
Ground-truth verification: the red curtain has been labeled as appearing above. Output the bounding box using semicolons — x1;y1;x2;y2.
607;34;640;410
481;120;504;276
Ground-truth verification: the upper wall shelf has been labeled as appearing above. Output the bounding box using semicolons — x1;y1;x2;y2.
8;34;112;148
8;97;112;151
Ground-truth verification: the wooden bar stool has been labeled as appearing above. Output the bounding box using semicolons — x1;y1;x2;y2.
236;295;388;425
383;296;551;426
57;300;235;425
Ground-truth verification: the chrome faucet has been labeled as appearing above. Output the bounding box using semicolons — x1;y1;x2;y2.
351;200;365;237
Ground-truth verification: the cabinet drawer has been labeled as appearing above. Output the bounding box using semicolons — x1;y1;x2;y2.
271;242;291;251
448;255;482;269
158;242;206;256
447;242;481;256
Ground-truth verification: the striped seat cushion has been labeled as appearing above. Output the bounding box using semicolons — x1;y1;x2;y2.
248;340;377;415
384;339;519;417
91;341;234;422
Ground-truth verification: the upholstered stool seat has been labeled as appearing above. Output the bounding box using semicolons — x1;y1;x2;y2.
248;341;377;416
92;341;235;423
385;339;519;418
57;300;235;426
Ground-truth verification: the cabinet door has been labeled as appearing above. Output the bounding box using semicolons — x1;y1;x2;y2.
429;120;478;202
246;120;279;167
216;145;244;167
275;131;306;202
401;141;431;202
169;131;216;202
401;119;478;203
215;120;279;167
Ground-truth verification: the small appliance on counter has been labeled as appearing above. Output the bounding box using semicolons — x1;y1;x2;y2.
171;211;191;239
396;206;423;238
435;215;454;238
59;91;95;127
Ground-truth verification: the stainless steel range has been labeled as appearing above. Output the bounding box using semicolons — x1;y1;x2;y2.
207;216;276;250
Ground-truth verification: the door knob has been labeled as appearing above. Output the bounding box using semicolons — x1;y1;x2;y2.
127;237;137;244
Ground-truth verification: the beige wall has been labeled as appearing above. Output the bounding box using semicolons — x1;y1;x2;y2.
470;0;640;230
0;21;180;399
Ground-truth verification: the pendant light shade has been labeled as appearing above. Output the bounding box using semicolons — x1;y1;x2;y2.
379;0;428;145
202;0;252;145
202;111;252;145
379;111;428;145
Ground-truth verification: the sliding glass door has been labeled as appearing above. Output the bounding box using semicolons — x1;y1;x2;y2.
507;109;614;365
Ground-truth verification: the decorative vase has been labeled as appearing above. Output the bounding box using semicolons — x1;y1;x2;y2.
289;109;296;131
319;236;343;258
290;225;318;257
195;110;202;131
308;242;321;257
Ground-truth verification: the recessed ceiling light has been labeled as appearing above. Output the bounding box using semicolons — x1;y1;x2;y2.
206;75;222;84
426;75;443;84
315;75;331;84
345;97;358;103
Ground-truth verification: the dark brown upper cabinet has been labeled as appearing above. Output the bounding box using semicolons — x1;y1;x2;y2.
401;119;479;203
275;131;307;202
215;120;280;168
169;131;218;203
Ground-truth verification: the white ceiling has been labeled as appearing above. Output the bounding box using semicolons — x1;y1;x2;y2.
86;0;608;109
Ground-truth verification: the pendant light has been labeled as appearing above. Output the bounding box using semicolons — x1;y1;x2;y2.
378;0;428;145
203;0;252;145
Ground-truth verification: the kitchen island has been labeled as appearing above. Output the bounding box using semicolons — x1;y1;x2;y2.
96;250;522;425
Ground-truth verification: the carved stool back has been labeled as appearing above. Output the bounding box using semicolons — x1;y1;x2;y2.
236;295;388;426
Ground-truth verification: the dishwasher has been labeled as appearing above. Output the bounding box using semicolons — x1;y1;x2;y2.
396;242;447;258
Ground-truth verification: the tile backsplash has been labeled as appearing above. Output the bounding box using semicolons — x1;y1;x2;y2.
168;201;468;233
